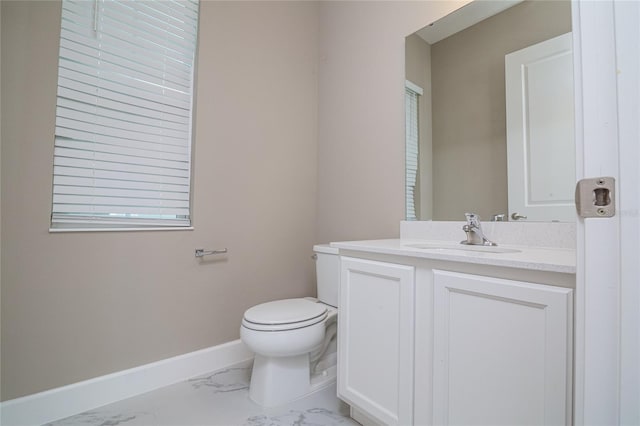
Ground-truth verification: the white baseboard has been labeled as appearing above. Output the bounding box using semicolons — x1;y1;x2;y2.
0;340;253;426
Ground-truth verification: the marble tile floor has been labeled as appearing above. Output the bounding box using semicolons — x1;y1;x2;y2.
45;361;359;426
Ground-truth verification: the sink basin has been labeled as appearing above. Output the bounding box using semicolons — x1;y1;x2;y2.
403;242;522;254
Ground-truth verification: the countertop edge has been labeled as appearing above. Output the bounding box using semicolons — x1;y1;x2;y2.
330;240;576;275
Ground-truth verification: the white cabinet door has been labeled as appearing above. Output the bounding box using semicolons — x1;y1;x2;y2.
432;270;573;426
338;257;415;426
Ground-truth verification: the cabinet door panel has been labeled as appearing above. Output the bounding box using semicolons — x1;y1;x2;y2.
338;257;415;426
433;270;573;426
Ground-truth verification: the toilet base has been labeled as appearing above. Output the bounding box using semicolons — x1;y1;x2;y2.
249;353;311;407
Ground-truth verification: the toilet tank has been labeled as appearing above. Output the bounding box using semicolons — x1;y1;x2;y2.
313;244;340;308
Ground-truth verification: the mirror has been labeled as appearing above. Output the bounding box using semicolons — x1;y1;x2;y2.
405;0;574;222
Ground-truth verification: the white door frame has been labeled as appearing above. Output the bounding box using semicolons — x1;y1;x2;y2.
573;0;639;424
614;2;640;423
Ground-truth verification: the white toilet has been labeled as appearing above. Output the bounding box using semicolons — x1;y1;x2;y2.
240;244;339;407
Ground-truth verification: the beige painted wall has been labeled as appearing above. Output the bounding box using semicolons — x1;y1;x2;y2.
1;0;474;401
0;0;3;385
430;0;572;220
316;1;467;243
1;1;319;400
405;34;433;220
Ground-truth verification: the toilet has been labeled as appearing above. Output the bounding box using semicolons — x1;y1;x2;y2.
240;244;339;407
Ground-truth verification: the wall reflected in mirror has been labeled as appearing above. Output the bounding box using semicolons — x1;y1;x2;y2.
405;0;574;222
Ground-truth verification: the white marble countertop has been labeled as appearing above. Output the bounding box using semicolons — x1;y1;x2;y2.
330;239;576;274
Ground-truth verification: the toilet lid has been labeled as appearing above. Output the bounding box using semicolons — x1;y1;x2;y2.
243;298;327;326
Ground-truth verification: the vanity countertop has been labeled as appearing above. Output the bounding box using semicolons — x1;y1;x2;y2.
330;239;576;274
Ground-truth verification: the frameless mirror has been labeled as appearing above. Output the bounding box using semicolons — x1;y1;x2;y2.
405;0;574;222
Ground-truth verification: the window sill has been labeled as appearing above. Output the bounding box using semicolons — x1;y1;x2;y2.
49;227;194;233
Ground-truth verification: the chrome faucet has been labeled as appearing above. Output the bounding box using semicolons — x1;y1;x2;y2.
461;213;497;246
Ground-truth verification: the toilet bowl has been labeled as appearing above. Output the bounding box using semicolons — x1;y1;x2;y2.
240;244;339;407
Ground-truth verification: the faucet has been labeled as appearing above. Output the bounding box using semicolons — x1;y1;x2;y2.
461;213;497;246
491;213;506;222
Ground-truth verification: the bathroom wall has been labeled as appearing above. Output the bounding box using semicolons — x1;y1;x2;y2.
1;1;319;400
316;1;467;243
430;0;572;220
0;0;3;351
1;0;473;402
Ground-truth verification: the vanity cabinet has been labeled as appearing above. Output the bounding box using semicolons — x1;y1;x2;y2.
337;257;415;426
430;270;573;426
337;253;574;426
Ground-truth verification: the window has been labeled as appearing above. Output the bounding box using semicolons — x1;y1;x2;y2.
51;0;199;230
405;81;422;221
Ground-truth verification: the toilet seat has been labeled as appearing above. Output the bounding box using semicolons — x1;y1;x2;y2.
242;298;328;332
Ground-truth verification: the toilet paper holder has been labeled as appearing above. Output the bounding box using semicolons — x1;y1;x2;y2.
195;248;228;257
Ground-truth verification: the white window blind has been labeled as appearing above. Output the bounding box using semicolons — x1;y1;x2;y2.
405;82;422;221
51;0;199;229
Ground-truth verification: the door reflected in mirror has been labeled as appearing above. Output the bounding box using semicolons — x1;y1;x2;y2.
405;0;574;222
